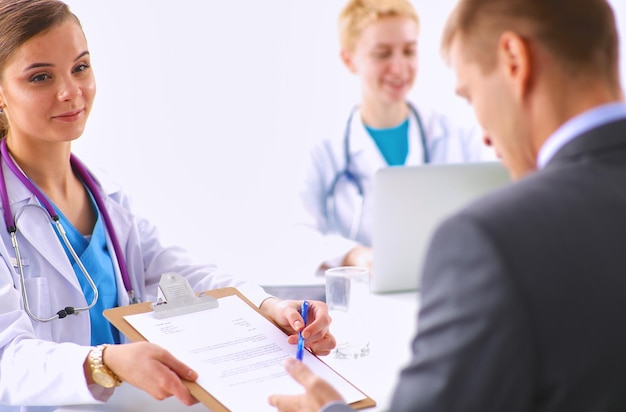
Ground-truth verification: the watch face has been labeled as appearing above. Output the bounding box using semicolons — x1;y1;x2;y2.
93;368;117;389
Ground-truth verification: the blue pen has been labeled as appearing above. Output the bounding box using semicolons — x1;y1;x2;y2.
296;300;309;361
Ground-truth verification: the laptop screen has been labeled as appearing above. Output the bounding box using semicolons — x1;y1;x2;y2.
371;162;511;293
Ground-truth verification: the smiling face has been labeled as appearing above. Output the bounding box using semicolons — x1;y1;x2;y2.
0;19;95;147
342;15;418;108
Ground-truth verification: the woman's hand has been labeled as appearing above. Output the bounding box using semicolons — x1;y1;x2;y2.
92;341;199;406
260;297;336;356
342;245;373;274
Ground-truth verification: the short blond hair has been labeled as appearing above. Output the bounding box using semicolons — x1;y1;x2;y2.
338;0;420;53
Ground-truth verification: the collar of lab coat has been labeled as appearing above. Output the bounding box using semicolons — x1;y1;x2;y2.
347;105;439;175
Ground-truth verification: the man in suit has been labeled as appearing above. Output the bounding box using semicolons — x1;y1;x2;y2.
268;0;626;410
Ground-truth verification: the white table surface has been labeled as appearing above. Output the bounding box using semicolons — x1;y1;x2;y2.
55;289;420;412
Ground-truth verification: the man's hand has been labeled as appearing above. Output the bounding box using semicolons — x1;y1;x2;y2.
268;358;345;411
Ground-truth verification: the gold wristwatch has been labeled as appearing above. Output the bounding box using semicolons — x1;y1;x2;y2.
88;344;122;388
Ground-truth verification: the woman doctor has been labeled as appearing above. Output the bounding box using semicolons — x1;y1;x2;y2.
0;1;334;411
293;0;494;274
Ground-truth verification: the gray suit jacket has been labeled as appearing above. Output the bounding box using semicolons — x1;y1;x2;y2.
325;118;626;412
389;118;626;411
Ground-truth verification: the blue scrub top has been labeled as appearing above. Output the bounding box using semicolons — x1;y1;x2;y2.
366;118;410;166
54;192;120;345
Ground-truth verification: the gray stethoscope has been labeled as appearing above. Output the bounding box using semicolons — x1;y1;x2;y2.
0;139;138;322
325;102;429;240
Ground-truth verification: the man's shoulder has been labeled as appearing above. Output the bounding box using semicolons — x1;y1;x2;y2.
453;168;569;226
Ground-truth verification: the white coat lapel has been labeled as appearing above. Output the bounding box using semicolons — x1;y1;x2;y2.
405;106;428;166
3;166;81;291
348;108;387;179
100;195;134;306
405;105;449;165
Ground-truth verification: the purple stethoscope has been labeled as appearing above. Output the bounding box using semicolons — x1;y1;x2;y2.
0;139;138;322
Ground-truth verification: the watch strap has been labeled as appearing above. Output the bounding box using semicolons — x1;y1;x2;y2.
90;344;122;387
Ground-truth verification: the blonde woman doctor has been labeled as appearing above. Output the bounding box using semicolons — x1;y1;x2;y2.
292;0;494;275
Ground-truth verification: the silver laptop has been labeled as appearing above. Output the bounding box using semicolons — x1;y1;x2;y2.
371;162;511;293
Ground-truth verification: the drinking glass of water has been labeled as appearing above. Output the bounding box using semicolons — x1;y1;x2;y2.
325;266;371;359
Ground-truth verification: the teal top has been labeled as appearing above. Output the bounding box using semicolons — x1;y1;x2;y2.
53;191;120;345
365;118;410;166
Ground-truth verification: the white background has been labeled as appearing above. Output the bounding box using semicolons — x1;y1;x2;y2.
64;0;626;283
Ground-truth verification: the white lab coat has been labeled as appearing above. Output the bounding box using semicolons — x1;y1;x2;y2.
290;104;496;274
0;158;271;412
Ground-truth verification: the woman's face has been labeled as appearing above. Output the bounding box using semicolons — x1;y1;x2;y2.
343;15;418;107
0;20;95;146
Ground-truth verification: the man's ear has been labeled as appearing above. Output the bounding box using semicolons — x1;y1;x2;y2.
497;31;531;101
340;49;358;74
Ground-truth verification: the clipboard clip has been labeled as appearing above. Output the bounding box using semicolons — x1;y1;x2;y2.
151;272;219;319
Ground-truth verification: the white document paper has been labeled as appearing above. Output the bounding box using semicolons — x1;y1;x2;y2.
124;295;366;412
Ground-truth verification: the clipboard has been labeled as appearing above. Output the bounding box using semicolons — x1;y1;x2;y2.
104;283;375;411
